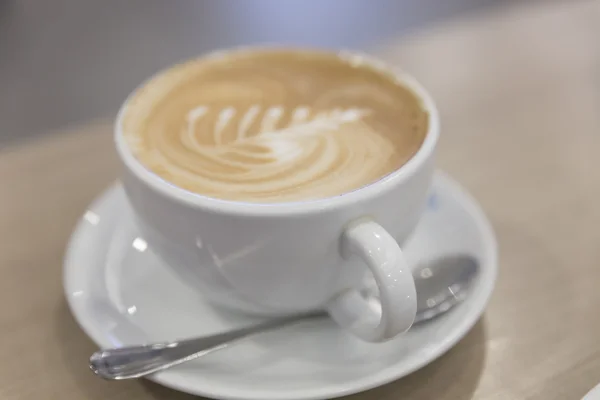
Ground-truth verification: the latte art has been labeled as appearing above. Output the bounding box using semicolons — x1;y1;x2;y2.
184;105;371;152
121;49;428;202
183;106;372;162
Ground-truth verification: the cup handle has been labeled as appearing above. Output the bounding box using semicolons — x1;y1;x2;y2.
326;218;417;342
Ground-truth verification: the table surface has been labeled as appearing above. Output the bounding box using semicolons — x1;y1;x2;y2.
1;1;599;399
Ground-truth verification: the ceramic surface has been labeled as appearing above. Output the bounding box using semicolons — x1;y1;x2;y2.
64;171;497;400
114;50;440;343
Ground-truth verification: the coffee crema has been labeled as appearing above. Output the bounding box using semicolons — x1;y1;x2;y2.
121;49;428;203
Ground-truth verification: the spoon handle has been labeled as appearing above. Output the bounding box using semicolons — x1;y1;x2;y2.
90;312;323;380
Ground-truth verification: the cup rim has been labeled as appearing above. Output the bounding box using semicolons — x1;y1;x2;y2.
114;46;440;217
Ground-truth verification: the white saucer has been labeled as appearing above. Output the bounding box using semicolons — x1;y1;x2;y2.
584;384;600;400
64;171;497;400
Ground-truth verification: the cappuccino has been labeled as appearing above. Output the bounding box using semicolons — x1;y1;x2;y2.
120;49;428;202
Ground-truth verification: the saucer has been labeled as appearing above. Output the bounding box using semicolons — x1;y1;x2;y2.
584;384;600;400
64;171;497;400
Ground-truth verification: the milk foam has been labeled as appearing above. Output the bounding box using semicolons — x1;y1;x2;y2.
121;49;428;202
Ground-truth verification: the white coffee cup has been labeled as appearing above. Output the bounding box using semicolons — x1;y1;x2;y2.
115;50;439;342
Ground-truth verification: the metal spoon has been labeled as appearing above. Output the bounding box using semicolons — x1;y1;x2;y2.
90;254;478;380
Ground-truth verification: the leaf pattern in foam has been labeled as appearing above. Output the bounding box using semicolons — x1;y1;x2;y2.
185;105;372;147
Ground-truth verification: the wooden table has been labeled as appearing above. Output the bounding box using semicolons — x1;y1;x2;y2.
1;1;598;399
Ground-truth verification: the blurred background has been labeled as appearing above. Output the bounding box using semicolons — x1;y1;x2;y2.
0;0;522;146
